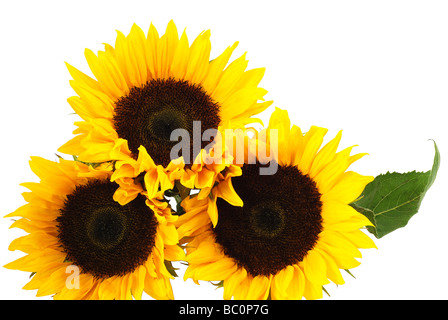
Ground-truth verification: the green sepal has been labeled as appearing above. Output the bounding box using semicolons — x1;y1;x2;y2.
164;260;179;278
71;155;113;169
211;280;224;289
344;269;356;279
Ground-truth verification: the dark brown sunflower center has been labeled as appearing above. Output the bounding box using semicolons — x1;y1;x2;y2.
249;202;286;238
146;108;190;142
113;78;221;167
213;163;323;277
86;206;127;250
56;180;158;279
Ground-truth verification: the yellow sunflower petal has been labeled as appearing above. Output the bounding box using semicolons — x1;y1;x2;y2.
246;275;271;300
303;250;330;285
298;126;328;175
33;266;68;297
191;257;238;282
270;265;294;299
316;248;345;285
184;30;211;84
212;53;248;103
309;130;342;178
202;42;238;93
223;267;247;300
215;178;243;207
322;171;374;204
303;277;323;300
285;265;306;300
144;275;174;300
131;265;146;300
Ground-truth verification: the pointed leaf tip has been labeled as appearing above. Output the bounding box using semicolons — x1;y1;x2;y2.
351;140;440;238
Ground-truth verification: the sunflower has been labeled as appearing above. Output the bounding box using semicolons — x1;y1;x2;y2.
4;157;184;300
177;108;377;300
58;21;272;200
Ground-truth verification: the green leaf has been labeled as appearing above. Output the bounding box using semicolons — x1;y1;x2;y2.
351;140;440;238
174;194;186;215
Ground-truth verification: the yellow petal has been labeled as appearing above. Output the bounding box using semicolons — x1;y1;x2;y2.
285;265;306;300
220;87;268;119
270;265;294;299
309;130;342;179
324;215;373;232
216;178;243;207
176;206;211;239
55;273;97;300
342;230;377;250
130;265;146;300
318;234;362;270
184;30;211;84
86;49;127;100
289;125;305;166
298;126;328;175
33;265;68;297
164;244;186;261
144;22;160;79
98;276;120;299
237;67;266;90
268;107;291;136
8;231;58;253
187;240;222;265
4;249;64;272
144;275;174;300
170;28;190;80
212;53;248;103
321;200;360;224
191;257;238;282
114;30;139;88
322;171;374;204
69;80;114;119
157;20;180;79
194;168;215;189
232;276;251;299
65;62;99;91
315;248;345;285
303;250;329;285
202;42;238;93
246;275;271;300
303;276;323;300
158;224;179;246
127;23;149;85
314;146;361;194
223;267;247;300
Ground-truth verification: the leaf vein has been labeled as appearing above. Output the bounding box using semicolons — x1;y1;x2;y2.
372;175;420;213
374;195;421;217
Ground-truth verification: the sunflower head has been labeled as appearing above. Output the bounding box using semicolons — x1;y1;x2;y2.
177;108;376;300
58;21;272;201
4;157;184;300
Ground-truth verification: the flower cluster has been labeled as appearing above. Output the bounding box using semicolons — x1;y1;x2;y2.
5;21;438;300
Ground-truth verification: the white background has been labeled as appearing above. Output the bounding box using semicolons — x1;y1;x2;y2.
0;0;447;300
